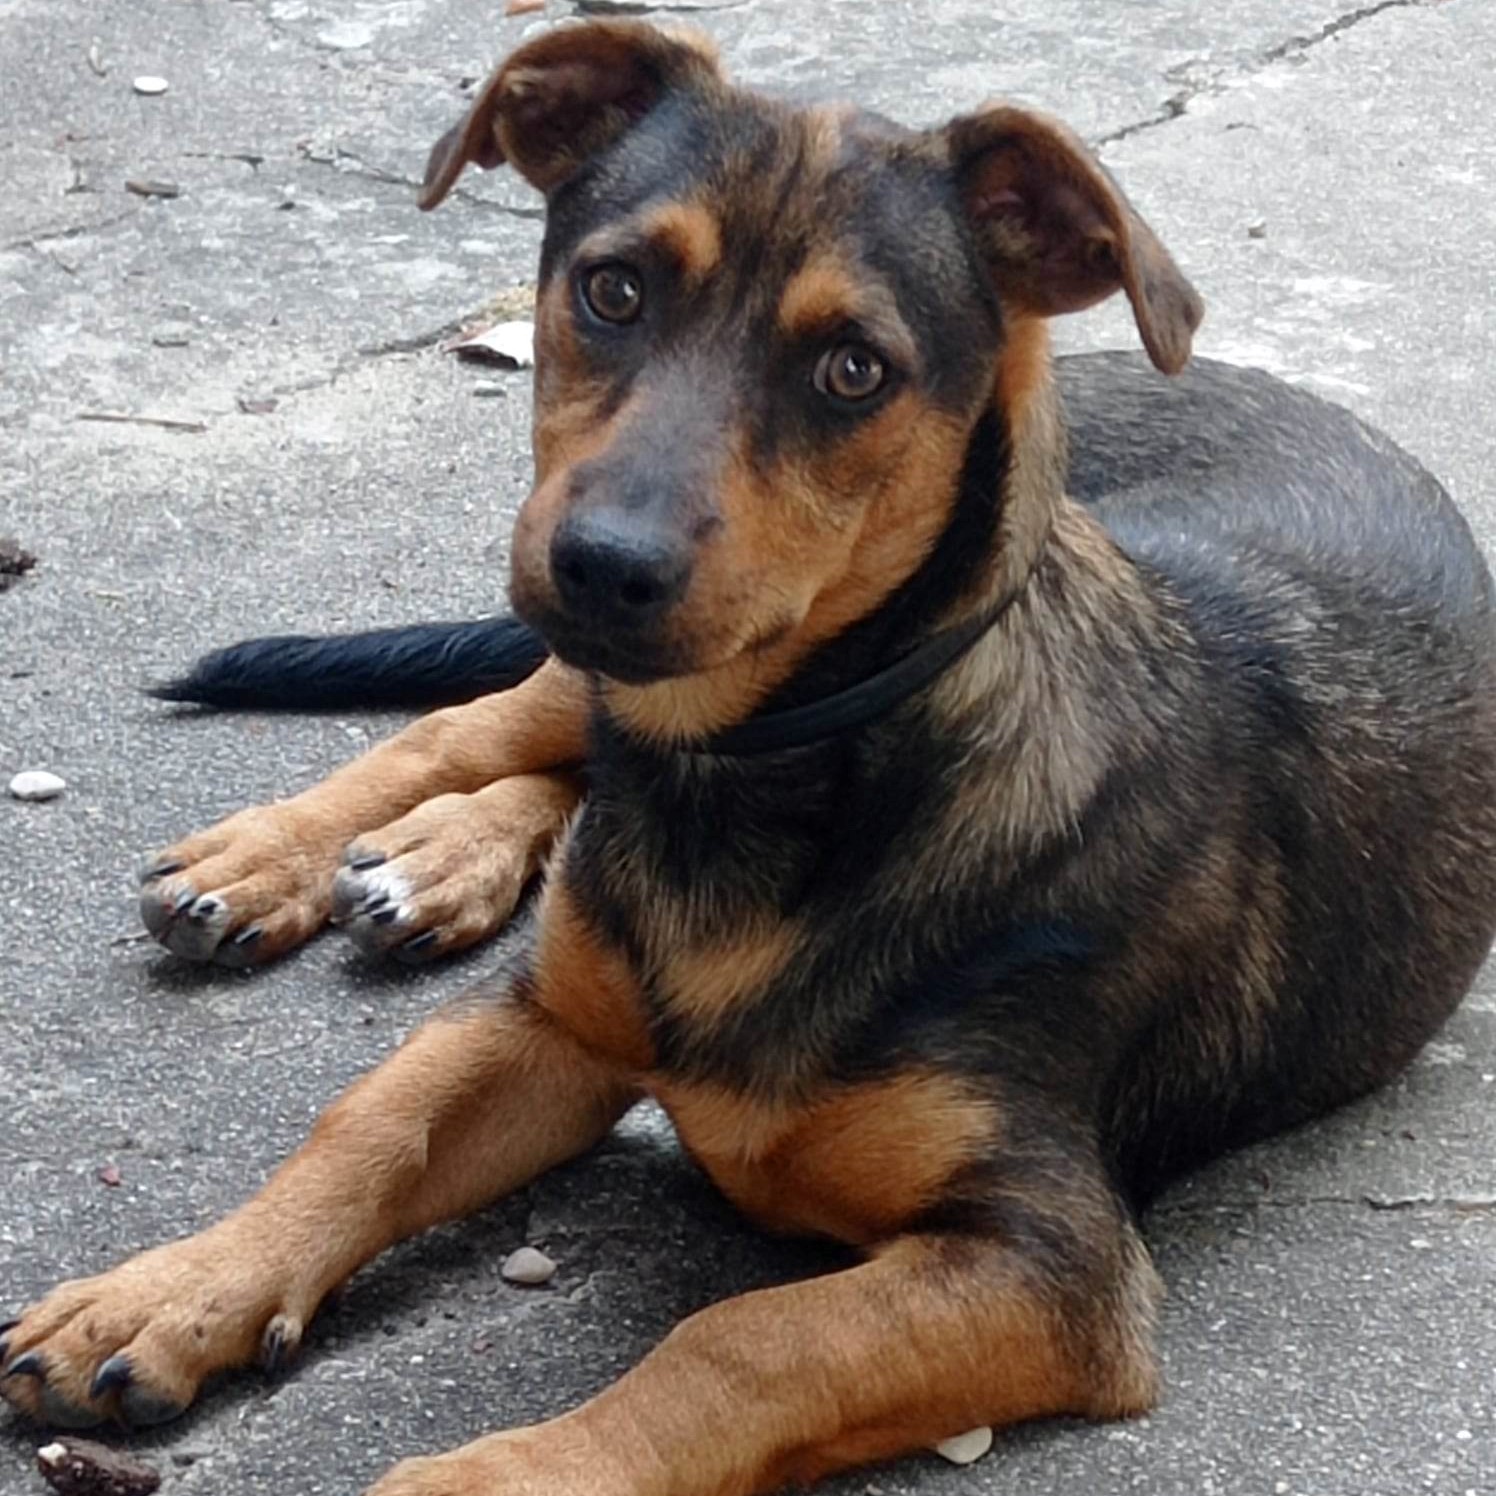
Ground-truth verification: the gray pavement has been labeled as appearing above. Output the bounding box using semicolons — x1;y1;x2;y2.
2;1;1494;1492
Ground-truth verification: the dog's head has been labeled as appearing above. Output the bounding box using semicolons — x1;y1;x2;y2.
422;22;1201;733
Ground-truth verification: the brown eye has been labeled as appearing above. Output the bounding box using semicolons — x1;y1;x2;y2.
582;263;644;325
815;343;887;403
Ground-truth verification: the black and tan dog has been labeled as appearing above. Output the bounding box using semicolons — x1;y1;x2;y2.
5;20;1496;1496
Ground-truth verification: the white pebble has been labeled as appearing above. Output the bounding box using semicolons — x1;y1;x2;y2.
501;1246;557;1286
933;1427;994;1466
9;769;66;802
132;75;169;96
37;1443;68;1469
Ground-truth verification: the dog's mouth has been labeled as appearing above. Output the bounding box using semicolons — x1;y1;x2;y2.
526;612;693;685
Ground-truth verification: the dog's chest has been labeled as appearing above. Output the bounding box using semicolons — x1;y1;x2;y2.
649;1070;997;1245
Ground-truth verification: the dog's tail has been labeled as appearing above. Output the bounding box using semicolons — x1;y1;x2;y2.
148;615;549;710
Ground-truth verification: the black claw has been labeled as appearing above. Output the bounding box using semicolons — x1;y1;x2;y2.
396;932;440;966
259;1317;300;1377
141;858;185;883
90;1354;133;1398
173;890;196;915
3;1351;45;1380
234;927;264;949
370;906;400;927
189;896;221;921
347;852;387;872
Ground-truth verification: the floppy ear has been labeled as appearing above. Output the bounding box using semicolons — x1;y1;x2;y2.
944;106;1203;374
419;21;721;209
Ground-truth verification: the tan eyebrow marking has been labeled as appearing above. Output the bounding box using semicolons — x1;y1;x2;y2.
640;199;724;282
776;253;919;373
777;257;866;340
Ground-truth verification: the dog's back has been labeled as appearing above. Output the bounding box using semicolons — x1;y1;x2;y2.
1058;353;1496;1192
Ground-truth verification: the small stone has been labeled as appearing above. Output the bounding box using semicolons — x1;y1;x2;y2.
1247;219;1267;239
97;1164;123;1188
10;770;66;802
501;1246;557;1286
36;1437;161;1495
317;21;375;50
151;325;191;348
131;75;169;96
126;178;182;200
933;1427;994;1466
472;381;508;399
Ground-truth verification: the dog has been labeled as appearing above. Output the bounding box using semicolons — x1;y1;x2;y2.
5;20;1495;1496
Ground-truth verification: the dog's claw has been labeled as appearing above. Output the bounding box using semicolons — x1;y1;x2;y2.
346;852;388;872
90;1354;134;1399
397;931;440;964
138;857;185;884
259;1314;301;1377
3;1351;45;1380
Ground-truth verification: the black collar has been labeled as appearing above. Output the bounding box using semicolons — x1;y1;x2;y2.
696;597;1014;757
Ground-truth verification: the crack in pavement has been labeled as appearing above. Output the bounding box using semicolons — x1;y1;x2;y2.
0;206;142;256
1263;0;1443;61
299;144;545;220
1154;1191;1496;1217
1096;0;1444;149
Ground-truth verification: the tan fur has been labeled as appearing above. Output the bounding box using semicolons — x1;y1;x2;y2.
641;198;725;283
656;1070;1000;1243
534;870;656;1072
657;919;801;1028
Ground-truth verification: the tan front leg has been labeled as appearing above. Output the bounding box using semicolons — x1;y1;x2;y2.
366;1225;1160;1496
139;659;589;965
0;989;637;1430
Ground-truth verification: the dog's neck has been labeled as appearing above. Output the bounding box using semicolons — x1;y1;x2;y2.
601;321;1072;754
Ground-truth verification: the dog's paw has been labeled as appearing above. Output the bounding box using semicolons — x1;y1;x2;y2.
364;1430;599;1496
0;1233;301;1430
331;776;576;964
138;803;338;966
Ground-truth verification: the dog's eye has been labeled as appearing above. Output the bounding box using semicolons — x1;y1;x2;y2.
582;263;645;325
814;343;887;403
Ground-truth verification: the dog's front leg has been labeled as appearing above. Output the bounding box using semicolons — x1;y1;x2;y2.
140;659;588;965
367;1214;1162;1496
0;986;637;1429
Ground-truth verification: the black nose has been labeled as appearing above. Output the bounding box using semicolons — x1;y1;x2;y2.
550;511;692;626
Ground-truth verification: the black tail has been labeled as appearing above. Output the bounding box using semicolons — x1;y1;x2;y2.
148;616;549;710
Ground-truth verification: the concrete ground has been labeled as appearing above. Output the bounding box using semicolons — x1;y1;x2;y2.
2;0;1494;1492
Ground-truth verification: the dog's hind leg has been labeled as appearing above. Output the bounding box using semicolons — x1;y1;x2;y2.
139;659;588;966
0;988;638;1431
364;1167;1161;1496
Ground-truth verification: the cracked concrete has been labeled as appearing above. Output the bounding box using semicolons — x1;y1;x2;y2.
2;1;1495;1494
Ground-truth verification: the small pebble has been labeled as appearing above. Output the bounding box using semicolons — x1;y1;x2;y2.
501;1246;557;1286
472;381;508;399
933;1427;994;1466
132;75;169;96
10;770;66;802
1247;219;1267;239
126;178;182;200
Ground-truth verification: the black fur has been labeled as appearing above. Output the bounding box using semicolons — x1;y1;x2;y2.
149;615;547;711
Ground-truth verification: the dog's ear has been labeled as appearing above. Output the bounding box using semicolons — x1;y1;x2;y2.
419;21;721;209
944;106;1203;374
